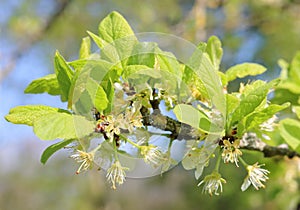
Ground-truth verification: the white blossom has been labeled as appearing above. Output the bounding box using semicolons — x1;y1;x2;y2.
241;162;270;191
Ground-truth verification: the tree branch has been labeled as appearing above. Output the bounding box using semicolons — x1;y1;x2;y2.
240;133;300;158
140;99;300;159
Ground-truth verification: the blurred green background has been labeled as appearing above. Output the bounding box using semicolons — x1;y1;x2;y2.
1;0;300;209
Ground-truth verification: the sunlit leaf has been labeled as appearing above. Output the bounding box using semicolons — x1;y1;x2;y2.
86;78;109;112
230;79;280;128
206;36;223;70
225;63;267;82
239;103;290;135
5;105;67;126
24;74;65;101
87;30;107;49
79;36;91;59
98;11;136;44
54;51;74;101
173;104;211;132
279;118;300;151
33;113;95;140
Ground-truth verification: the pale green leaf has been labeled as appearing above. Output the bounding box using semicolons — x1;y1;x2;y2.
182;148;200;170
126;42;156;67
289;51;300;84
98;11;136;44
24;74;65;100
225;63;267;82
33;113;95;140
206;36;223;70
40;139;74;164
54;51;74;101
5;105;65;126
241;103;290;134
279;119;300;151
292;106;300;119
86;78;109;111
173;104;211;132
79;36;91;59
87;31;107;49
231;79;280;127
185;44;226;117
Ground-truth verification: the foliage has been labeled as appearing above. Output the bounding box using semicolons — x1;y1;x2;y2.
5;11;300;196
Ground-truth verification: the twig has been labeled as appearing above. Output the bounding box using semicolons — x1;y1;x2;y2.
240;133;300;158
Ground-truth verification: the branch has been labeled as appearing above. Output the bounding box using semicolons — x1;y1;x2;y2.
240;133;300;158
140;99;300;159
0;0;73;82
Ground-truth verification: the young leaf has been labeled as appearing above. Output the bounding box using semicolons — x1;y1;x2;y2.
206;36;223;70
33;113;95;140
68;59;112;110
184;44;226;117
24;74;66;101
86;78;109;112
292;106;300;119
87;31;107;49
98;11;136;44
126;42;157;67
239;103;290;135
40;139;74;164
173;104;211;132
279;118;300;152
230;79;280;127
5;105;66;126
54;51;74;101
225;63;267;82
79;36;91;59
289;51;300;84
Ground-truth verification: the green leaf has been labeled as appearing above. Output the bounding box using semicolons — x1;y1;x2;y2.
69;59;112;110
86;78;109;112
184;44;226;117
241;103;290;134
293;106;300;119
289;51;300;84
126;42;156;67
98;11;136;44
79;36;91;59
87;31;107;49
24;74;66;100
173;104;211;132
279;118;300;151
230;79;280;127
54;51;74;101
33;112;95;140
102;78;114;114
225;63;267;82
40;139;74;164
5;105;65;126
122;65;160;81
155;48;182;79
206;36;223;70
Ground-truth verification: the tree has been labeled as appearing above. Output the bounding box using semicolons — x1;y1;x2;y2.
5;12;300;201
